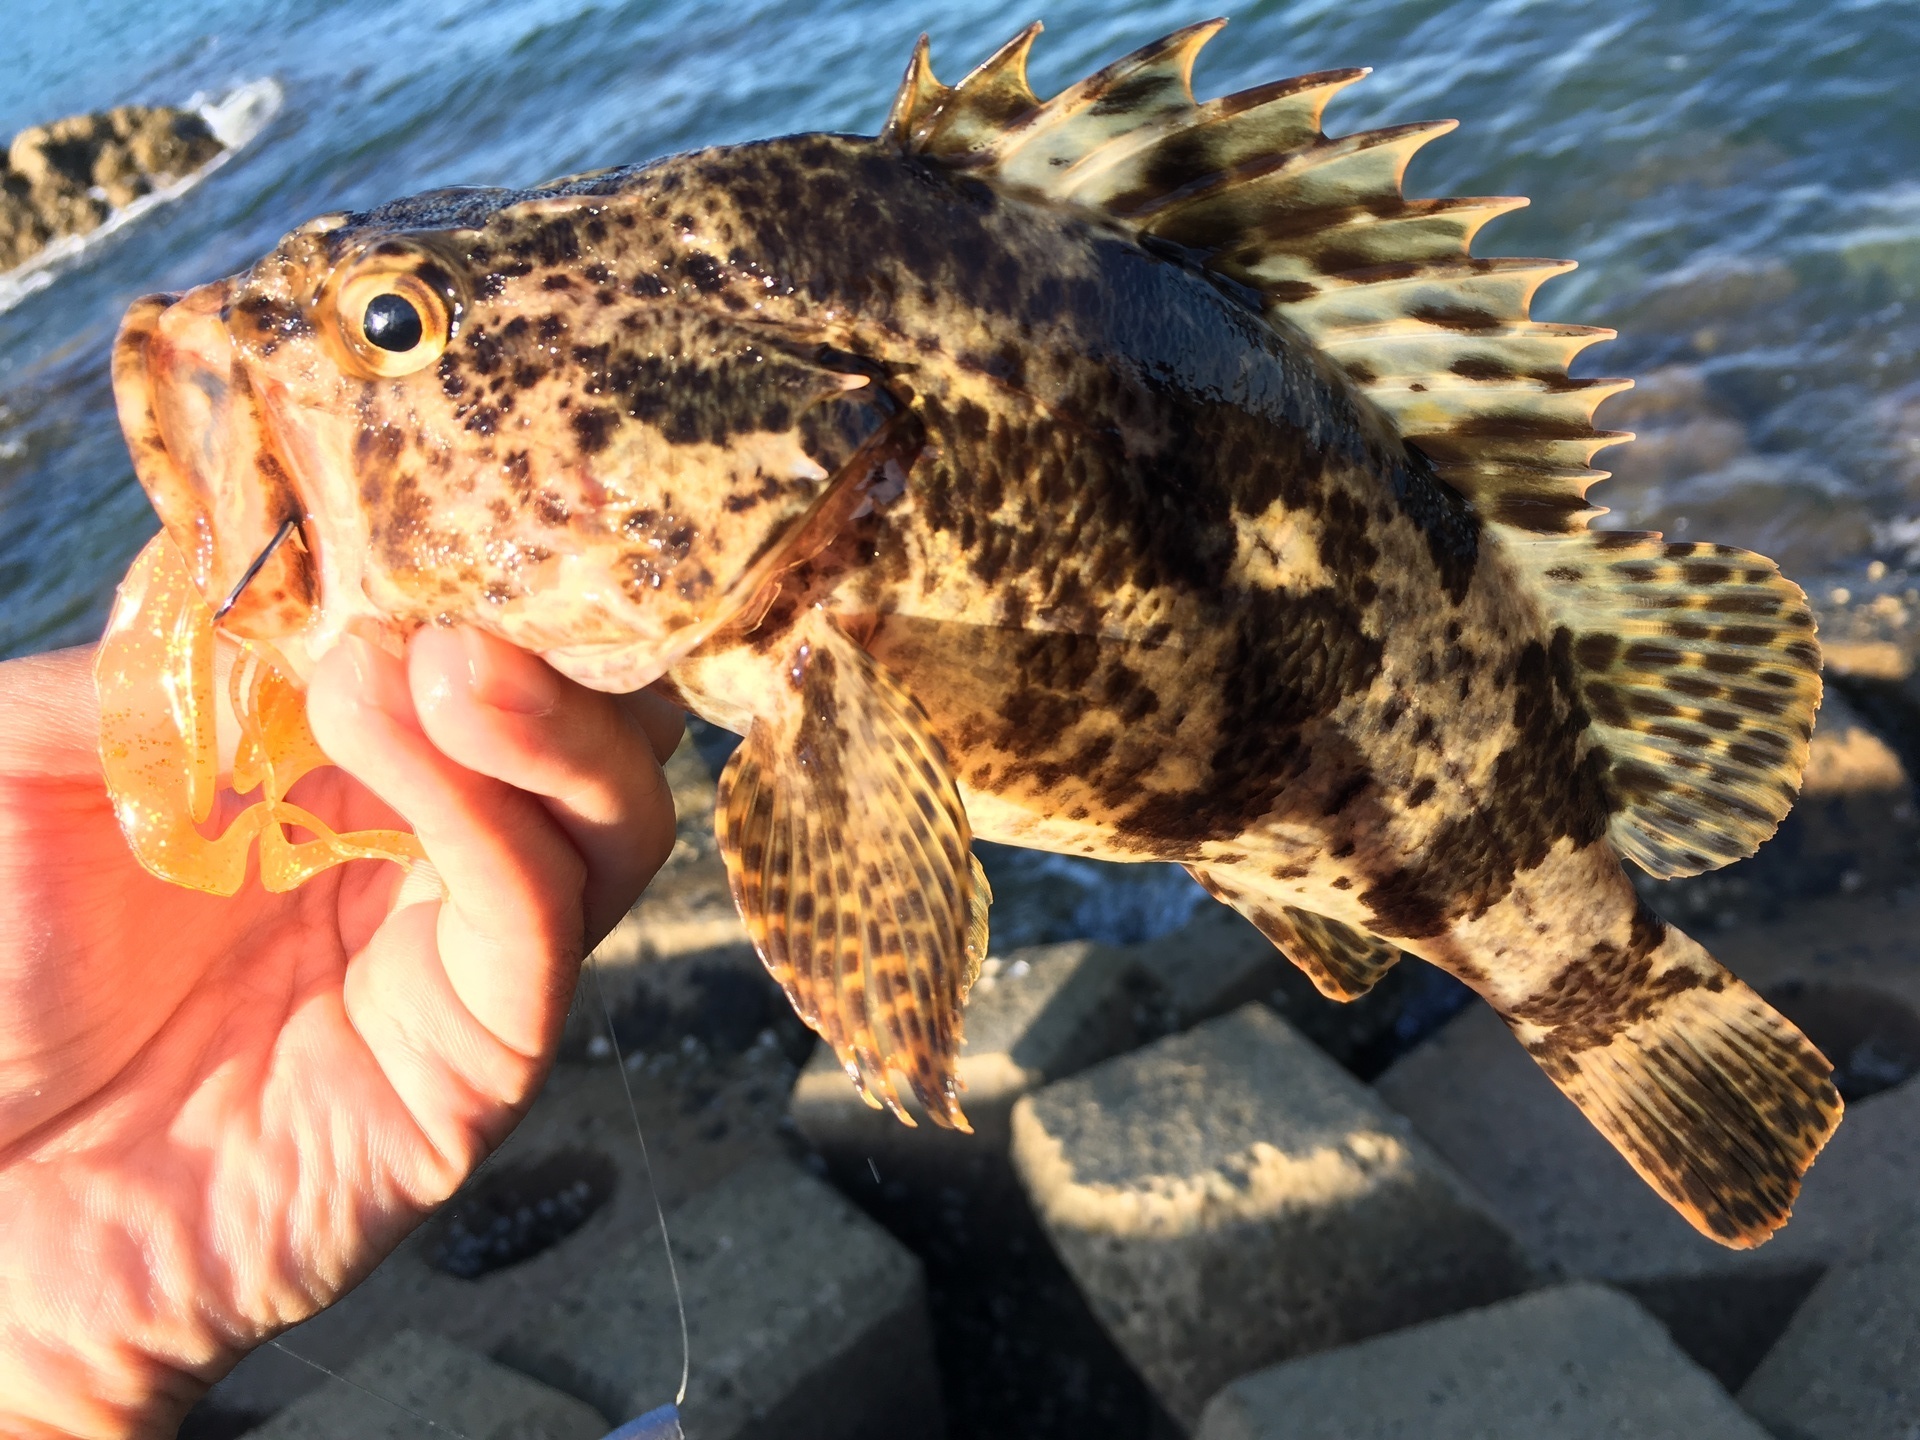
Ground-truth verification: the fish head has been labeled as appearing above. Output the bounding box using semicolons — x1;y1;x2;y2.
111;176;892;683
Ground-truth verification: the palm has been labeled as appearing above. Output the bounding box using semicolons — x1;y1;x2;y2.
0;638;679;1438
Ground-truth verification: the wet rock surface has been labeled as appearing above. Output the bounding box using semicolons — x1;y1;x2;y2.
422;1148;617;1279
1;105;224;269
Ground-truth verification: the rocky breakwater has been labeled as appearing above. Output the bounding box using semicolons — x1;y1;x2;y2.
1;105;225;270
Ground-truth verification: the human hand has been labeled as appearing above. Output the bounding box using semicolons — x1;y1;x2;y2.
0;628;682;1438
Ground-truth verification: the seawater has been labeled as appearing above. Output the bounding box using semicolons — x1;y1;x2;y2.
2;0;1917;943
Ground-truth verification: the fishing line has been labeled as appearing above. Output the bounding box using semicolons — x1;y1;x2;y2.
588;951;692;1408
253;961;687;1436
267;1339;476;1439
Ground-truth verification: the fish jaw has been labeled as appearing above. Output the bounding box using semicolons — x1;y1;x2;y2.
112;281;318;642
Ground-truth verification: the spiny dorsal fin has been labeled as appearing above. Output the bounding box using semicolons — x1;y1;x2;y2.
884;22;1043;158
883;21;1628;535
1503;528;1823;878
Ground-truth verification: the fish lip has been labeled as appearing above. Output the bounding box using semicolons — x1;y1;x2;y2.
113;291;212;586
110;281;315;636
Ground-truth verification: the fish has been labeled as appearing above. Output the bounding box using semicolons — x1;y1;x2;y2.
98;19;1842;1249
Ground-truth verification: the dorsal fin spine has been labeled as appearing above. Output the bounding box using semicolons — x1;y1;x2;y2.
956;21;1042;103
905;22;1045;157
880;35;947;151
981;18;1226;171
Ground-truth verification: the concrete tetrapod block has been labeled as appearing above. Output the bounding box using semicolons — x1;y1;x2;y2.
1374;912;1920;1390
790;938;1165;1198
1739;1210;1920;1439
1196;1283;1774;1440
1141;900;1475;1079
499;1155;941;1439
1010;1003;1533;1427
1131;904;1298;1032
245;1329;607;1439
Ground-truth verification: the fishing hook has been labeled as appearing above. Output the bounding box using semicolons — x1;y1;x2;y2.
212;516;299;622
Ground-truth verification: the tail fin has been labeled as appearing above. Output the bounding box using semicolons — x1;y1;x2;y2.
1502;925;1841;1248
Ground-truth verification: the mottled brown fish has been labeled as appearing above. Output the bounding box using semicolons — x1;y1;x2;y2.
100;20;1841;1247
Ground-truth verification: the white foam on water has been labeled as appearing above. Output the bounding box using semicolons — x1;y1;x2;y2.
0;76;284;316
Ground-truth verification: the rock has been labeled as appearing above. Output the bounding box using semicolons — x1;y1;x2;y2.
1374;906;1920;1388
1010;1003;1532;1426
1132;903;1295;1032
187;1037;799;1423
1739;1210;1920;1440
0;103;224;271
25;181;107;240
123;107;220;179
1824;638;1909;680
500;1157;942;1438
243;1330;606;1439
7;117;97;189
1195;1283;1773;1440
0;182;50;270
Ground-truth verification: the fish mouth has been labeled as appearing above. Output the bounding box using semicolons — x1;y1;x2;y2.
112;283;315;639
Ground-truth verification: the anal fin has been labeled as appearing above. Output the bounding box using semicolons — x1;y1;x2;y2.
714;611;988;1130
1187;864;1401;1001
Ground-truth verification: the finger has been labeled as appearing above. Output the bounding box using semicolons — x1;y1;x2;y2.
627;684;687;765
308;635;586;1066
408;627;678;943
0;648;102;779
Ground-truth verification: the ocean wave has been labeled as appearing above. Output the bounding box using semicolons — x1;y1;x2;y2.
0;77;283;317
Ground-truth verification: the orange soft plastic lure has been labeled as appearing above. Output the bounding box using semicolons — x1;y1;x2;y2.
95;531;422;894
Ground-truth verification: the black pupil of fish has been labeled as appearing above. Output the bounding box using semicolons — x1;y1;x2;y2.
362;292;423;352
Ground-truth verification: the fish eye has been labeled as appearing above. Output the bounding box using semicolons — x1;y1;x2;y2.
362;293;423;352
331;260;456;378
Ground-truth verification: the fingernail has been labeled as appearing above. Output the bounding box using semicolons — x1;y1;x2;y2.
344;632;414;719
459;627;558;715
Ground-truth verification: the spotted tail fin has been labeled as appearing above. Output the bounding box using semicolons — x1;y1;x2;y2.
1501;921;1841;1248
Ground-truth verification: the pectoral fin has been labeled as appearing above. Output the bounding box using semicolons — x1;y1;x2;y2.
714;612;989;1129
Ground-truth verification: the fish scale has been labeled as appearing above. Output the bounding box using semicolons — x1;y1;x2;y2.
99;19;1837;1247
